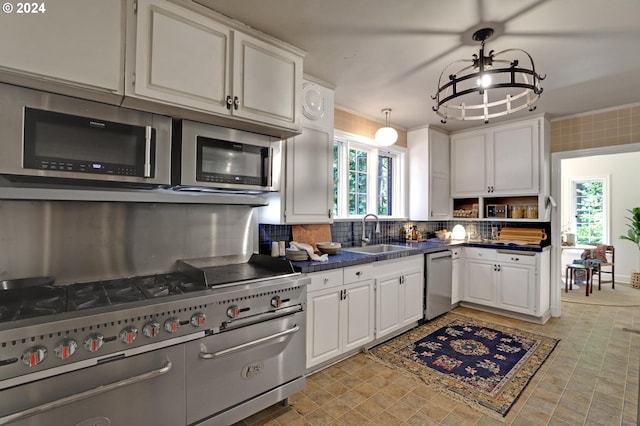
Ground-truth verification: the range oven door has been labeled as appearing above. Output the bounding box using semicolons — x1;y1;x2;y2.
186;311;305;424
0;345;185;426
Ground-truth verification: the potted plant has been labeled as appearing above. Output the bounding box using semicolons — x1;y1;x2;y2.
620;207;640;287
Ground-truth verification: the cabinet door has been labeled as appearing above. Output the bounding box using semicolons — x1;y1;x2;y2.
491;121;539;194
232;32;302;130
450;132;488;196
0;0;124;97
306;288;341;368
375;274;401;338
283;127;333;223
342;280;375;352
451;257;463;304
132;0;231;114
497;263;536;314
464;260;495;306
401;269;424;326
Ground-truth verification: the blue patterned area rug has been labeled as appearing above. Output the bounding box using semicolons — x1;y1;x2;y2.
369;313;559;417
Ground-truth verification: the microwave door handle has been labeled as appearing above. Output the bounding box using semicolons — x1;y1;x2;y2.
144;126;152;178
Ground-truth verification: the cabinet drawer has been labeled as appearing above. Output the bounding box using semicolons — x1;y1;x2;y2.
343;264;374;284
465;248;496;261
307;269;343;292
496;250;537;266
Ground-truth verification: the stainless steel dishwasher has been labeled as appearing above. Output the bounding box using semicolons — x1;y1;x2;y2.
425;250;453;320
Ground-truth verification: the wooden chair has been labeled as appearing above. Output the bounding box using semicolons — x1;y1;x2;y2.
594;245;615;290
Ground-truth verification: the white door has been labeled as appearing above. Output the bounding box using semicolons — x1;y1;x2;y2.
232;32;301;130
284;127;333;223
0;0;124;95
133;0;231;114
464;260;496;306
451;132;488;196
375;275;401;338
306;288;341;368
401;269;425;326
342;281;375;352
491;121;539;194
429;129;451;219
497;263;536;314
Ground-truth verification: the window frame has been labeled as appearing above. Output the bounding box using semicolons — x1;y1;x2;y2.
333;130;407;220
569;175;610;245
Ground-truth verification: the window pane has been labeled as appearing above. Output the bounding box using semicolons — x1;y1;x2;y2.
348;147;367;215
378;154;393;215
574;180;604;244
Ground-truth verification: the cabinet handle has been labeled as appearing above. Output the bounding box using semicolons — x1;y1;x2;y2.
328;209;332;219
355;271;362;276
511;257;519;262
226;95;233;110
324;278;329;284
344;290;348;299
233;96;240;110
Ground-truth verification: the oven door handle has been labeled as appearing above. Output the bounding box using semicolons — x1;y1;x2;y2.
199;324;299;359
0;360;172;425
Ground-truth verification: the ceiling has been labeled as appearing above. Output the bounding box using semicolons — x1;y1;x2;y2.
194;0;640;132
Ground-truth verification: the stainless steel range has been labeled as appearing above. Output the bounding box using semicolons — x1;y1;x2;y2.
0;254;308;426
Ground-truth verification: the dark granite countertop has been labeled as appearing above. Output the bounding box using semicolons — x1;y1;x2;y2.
289;239;550;273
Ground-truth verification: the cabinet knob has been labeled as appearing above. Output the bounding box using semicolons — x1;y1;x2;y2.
226;95;233;110
233;96;239;110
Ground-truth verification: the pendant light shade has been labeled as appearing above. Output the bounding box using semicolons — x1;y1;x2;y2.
375;108;398;146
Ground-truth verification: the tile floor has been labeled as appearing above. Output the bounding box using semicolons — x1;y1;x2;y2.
235;299;640;425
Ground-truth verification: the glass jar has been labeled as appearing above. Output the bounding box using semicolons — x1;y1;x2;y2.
526;205;538;219
511;205;524;219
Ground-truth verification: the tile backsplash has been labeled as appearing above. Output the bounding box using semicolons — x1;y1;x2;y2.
258;220;551;255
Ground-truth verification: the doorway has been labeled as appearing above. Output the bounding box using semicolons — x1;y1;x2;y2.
550;143;640;317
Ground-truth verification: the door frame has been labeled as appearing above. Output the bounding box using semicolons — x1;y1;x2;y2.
550;142;640;317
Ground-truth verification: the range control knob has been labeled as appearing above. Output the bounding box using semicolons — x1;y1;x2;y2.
142;321;161;338
226;305;239;319
164;317;180;333
22;345;47;367
119;326;138;344
270;296;282;308
54;339;78;360
190;313;206;327
83;333;104;353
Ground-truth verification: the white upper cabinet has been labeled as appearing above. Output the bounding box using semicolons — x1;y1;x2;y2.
491;121;539;195
0;0;125;103
450;131;488;196
451;118;542;197
130;0;231;115
260;81;334;224
408;127;451;220
127;0;303;135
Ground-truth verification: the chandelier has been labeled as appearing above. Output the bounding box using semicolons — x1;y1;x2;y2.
432;28;545;124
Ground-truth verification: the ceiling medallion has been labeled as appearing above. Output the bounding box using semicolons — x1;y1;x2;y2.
432;28;545;124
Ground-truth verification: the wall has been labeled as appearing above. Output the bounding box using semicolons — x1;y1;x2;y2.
335;108;407;148
550;104;640;152
561;152;640;282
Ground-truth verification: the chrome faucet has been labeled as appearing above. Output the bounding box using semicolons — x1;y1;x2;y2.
361;213;380;246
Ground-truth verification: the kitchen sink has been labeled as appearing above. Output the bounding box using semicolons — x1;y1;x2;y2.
341;244;414;255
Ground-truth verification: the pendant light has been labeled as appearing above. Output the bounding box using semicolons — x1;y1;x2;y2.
375;108;398;146
432;28;545;124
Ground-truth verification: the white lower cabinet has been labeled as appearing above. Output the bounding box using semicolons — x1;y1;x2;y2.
374;256;424;339
451;248;463;304
463;248;549;317
306;266;374;369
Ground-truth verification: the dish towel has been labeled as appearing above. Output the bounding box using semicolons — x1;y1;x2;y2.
289;241;329;262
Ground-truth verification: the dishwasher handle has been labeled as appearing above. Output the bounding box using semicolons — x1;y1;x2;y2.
0;360;172;425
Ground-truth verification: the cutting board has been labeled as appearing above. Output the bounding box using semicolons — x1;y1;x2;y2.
292;224;332;252
497;227;547;245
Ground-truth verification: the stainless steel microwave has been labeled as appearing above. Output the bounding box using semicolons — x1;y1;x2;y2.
0;83;172;187
173;120;281;191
